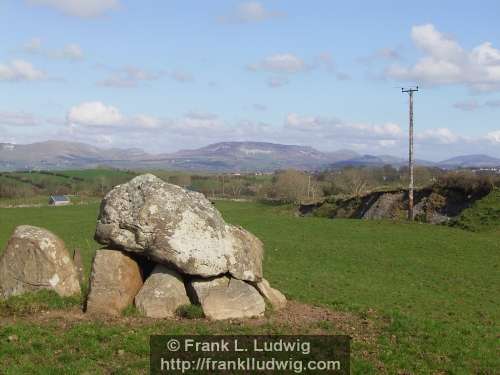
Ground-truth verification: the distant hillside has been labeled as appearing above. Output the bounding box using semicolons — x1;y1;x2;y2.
0;141;150;171
143;142;359;171
0;141;358;172
330;154;436;168
1;140;500;172
438;154;500;168
330;153;500;169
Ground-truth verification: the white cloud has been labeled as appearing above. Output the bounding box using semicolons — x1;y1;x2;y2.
220;1;284;23
67;101;124;126
67;102;213;133
249;52;348;86
345;122;403;138
0;111;38;126
249;53;307;73
285;113;402;139
378;139;397;147
278;113;408;155
417;128;462;144
285;113;337;132
62;102;275;150
132;114;161;129
67;101;221;133
7;102;500;158
486;130;500;143
412;24;463;61
385;24;500;91
0;60;46;81
27;0;120;18
282;112;500;157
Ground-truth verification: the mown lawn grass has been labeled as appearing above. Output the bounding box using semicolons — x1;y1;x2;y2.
0;201;498;374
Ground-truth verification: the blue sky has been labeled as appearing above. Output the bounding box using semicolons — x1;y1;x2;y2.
0;0;499;160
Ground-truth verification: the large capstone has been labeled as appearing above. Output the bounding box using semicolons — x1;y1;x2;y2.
134;265;190;318
85;249;143;316
94;174;263;281
0;225;81;299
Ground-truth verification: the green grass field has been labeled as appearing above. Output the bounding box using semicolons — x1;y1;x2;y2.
0;201;498;374
452;188;500;232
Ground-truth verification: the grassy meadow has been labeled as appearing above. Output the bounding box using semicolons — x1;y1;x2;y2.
0;199;498;374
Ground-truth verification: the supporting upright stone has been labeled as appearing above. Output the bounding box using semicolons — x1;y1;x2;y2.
189;276;265;320
135;265;190;318
86;249;143;316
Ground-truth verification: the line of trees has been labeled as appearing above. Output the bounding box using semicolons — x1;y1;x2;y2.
1;166;498;203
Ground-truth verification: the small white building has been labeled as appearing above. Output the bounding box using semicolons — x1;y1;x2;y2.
49;195;70;206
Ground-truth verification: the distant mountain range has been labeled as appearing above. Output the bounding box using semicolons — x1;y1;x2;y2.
1;140;499;172
330;154;428;168
437;154;500;168
329;153;500;169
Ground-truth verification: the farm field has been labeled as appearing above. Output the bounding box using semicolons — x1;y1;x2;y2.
0;201;498;374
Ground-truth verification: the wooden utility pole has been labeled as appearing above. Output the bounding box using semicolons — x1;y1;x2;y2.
220;174;225;197
402;86;419;221
307;174;311;199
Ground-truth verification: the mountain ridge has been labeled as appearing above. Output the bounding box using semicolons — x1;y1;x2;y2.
1;140;499;171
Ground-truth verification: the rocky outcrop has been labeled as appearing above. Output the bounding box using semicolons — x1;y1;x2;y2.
86;249;143;316
94;174;262;281
254;278;287;310
0;226;80;298
134;265;190;318
362;192;404;220
189;276;266;320
305;186;490;224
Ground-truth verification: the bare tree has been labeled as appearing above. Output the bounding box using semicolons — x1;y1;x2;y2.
334;168;369;197
98;176;108;196
274;169;309;203
227;178;245;198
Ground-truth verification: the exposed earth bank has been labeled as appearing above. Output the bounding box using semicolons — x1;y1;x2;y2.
301;184;496;225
